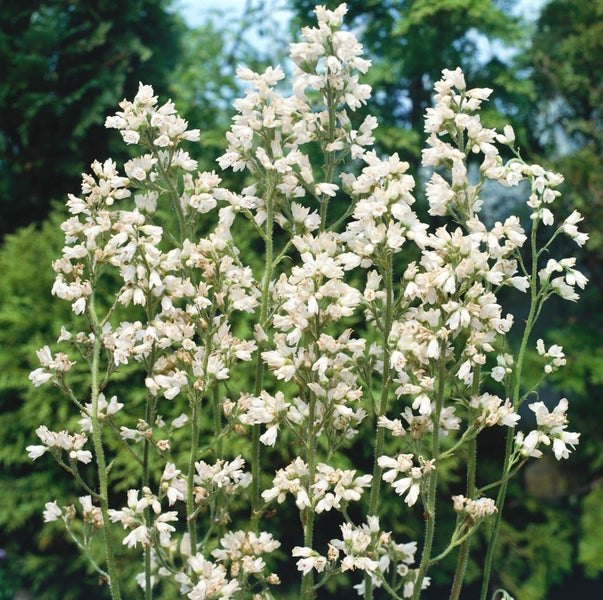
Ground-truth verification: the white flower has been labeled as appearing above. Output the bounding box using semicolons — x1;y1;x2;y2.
70;449;93;463
496;124;515;144
517;399;580;460
161;463;186;505
315;182;339;197
291;547;327;575
171;413;188;429
28;368;53;387
26;445;48;460
378;454;423;506
561;210;588;246
43;501;62;522
123;525;151;548
426;173;454;216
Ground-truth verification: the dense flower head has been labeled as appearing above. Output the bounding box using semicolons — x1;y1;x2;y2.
108;487;178;549
105;82;200;147
175;555;240;599
262;457;310;509
27;425;92;464
470;393;520;428
341;152;427;265
79;393;124;432
212;531;281;580
290;3;371;108
193;456;252;504
515;399;580;460
378;454;434;507
29;345;76;386
264;458;371;515
452;495;498;525
331;519;380;573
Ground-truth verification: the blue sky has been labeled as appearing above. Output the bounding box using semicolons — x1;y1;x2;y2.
175;0;547;28
176;0;243;26
175;0;291;29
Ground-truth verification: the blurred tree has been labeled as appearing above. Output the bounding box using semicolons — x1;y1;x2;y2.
505;0;603;593
0;0;185;237
530;0;603;291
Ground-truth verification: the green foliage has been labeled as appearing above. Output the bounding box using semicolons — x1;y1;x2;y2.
0;0;185;237
496;506;574;600
0;557;17;600
531;0;603;148
517;4;603;593
578;485;603;578
169;22;238;163
530;0;603;289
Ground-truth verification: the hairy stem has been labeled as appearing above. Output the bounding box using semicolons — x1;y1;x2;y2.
480;224;540;599
251;172;276;525
364;257;394;600
143;390;156;600
187;397;201;553
88;294;121;600
412;358;446;600
449;369;480;600
300;390;318;600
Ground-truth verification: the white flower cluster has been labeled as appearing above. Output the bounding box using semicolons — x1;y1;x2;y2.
515;399;580;460
293;516;427;599
28;345;75;386
536;338;566;373
192;455;252;503
262;458;371;513
452;495;498;524
174;532;280;598
470;393;520;428
237;390;290;446
79;393;124;432
341;152;427;265
43;495;103;528
108;488;178;549
270;232;362;344
378;454;435;507
211;531;280;578
539;257;588;302
26;3;587;598
175;555;240;600
27;424;92;464
105;82;200;148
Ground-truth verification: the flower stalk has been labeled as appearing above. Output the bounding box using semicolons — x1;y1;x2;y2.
88;294;122;600
480;224;541;600
412;360;446;600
